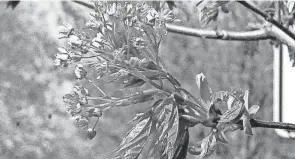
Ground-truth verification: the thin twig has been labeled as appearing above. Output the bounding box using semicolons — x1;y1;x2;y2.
238;0;295;41
73;0;94;9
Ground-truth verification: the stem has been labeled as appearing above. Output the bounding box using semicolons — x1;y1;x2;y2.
243;119;295;130
82;55;99;59
86;78;107;96
93;116;100;130
87;96;118;102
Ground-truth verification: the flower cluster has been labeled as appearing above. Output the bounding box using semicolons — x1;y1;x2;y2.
56;2;178;140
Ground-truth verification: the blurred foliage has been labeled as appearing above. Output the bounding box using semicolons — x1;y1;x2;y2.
0;1;294;159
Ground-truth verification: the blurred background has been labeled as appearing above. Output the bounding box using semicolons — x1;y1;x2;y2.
0;1;294;159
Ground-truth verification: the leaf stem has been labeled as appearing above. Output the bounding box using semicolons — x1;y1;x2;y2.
86;78;107;97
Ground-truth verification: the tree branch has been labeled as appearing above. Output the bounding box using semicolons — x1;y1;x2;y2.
166;23;272;41
166;23;295;50
73;0;94;9
247;119;295;130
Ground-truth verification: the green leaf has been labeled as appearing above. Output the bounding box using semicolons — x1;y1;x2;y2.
166;106;179;159
150;97;179;159
120;117;151;147
129;110;151;123
116;134;148;156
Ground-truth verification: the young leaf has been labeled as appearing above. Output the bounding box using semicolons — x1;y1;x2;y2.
248;105;260;116
198;1;229;26
199;134;217;158
195;73;212;105
227;95;235;109
208;104;222;120
210;91;229;104
183;104;207;122
218;99;245;124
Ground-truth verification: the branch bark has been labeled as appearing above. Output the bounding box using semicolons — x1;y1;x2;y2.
166;23;295;50
165;23;272;41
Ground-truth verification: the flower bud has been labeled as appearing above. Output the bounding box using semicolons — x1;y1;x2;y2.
79;97;88;105
55;53;70;61
69;52;82;62
87;108;102;117
74;64;87;80
68;35;82;47
73;85;90;96
57;47;68;54
146;8;159;25
54;58;69;67
63;93;79;105
71;115;88;129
